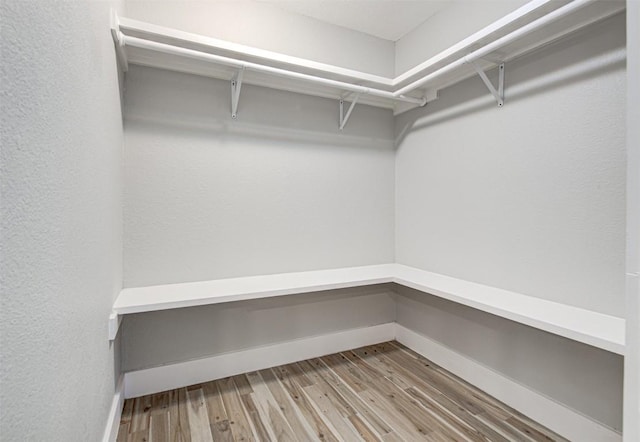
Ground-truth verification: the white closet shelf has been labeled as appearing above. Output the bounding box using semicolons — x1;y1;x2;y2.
111;0;624;118
113;264;396;314
110;264;625;355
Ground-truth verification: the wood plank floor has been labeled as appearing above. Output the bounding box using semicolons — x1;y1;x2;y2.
117;341;567;442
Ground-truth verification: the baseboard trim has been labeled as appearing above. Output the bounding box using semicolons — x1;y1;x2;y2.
123;322;396;399
102;374;125;442
395;324;622;442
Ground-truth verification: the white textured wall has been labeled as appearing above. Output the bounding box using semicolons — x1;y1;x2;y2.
623;0;640;440
124;0;395;77
0;1;124;441
395;14;626;316
123;65;395;287
123;285;395;371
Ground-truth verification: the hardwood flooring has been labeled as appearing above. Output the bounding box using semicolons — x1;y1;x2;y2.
117;341;567;441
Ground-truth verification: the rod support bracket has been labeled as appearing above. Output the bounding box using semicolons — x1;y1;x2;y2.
231;66;245;119
471;61;505;107
339;93;361;130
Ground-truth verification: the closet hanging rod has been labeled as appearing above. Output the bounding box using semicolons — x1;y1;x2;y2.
394;0;595;97
120;35;427;106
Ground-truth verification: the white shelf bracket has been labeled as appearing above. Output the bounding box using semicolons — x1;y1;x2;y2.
339;93;361;130
108;312;122;341
231;67;245;119
472;62;505;107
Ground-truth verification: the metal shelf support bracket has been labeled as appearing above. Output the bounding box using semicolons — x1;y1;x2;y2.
339;93;361;130
231;67;245;119
472;62;505;107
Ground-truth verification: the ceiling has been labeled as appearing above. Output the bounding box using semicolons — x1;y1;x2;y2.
264;0;453;41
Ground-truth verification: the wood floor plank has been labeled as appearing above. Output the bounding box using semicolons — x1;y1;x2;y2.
270;365;340;442
370;345;489;416
299;359;356;417
128;430;150;442
116;422;130;442
348;413;384;442
302;383;364;441
210;420;233;442
119;341;566;442
233;374;254;396
311;357;393;437
476;412;533;442
387;342;513;419
149;412;170;442
218;377;256;441
131;394;152;433
380;430;407;442
245;370;299;441
359;388;430;440
240;392;276;441
352;347;509;442
202;382;234;441
121;398;134;424
319;353;370;393
365;374;460;440
506;416;562;442
405;386;492;442
176;388;192;441
351;345;450;401
201;381;229;433
185;388;213;442
259;368;320;441
517;416;570;442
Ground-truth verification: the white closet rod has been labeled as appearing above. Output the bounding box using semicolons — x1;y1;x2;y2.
394;0;595;97
122;35;427;106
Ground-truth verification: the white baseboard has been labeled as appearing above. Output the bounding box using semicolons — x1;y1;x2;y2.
102;375;125;442
395;324;622;442
124;322;396;399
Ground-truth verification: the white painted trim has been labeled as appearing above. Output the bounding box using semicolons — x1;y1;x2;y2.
101;375;125;442
123;322;396;399
395;324;622;442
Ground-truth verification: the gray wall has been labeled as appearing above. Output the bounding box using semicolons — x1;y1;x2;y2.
0;1;124;440
395;13;626;316
124;0;395;77
123;65;395;287
123;285;395;371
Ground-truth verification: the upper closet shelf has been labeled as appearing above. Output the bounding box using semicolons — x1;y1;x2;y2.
111;0;623;123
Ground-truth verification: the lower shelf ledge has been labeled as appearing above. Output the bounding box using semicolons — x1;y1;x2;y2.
108;264;625;355
108;312;122;341
393;265;625;355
